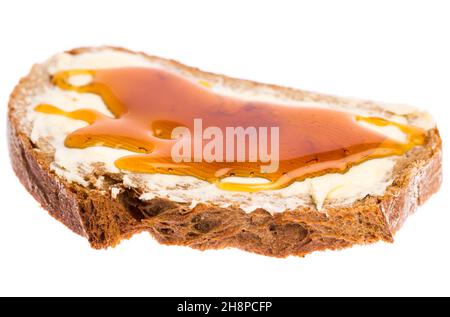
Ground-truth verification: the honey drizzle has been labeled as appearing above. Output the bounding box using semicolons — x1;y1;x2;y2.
35;68;426;192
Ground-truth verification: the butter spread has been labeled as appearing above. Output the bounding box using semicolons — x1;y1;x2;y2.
25;49;435;212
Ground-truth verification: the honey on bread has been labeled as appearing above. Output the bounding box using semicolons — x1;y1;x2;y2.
35;67;425;191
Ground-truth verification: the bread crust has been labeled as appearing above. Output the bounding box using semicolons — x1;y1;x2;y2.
7;47;442;257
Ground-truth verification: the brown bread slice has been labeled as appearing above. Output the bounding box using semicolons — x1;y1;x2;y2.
7;47;442;257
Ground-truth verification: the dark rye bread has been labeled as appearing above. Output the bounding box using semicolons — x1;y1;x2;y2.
7;47;442;257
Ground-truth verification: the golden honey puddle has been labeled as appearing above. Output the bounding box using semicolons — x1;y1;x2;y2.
35;68;425;191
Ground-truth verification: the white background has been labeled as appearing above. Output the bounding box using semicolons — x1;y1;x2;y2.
0;0;449;296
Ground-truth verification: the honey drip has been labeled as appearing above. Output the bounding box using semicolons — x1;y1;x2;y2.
35;68;425;191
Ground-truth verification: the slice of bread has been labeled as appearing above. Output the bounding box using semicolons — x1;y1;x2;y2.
8;46;442;257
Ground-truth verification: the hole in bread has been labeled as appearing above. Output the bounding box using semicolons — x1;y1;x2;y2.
187;232;199;238
192;213;221;233
280;223;308;241
158;227;174;235
269;223;308;242
118;190;177;220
